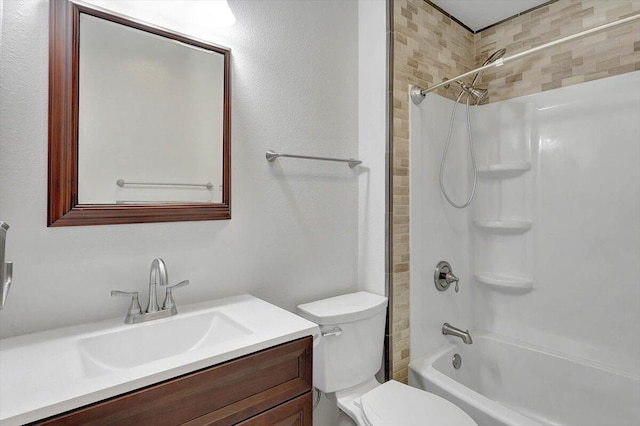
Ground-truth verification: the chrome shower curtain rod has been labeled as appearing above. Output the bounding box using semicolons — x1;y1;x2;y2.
411;12;640;103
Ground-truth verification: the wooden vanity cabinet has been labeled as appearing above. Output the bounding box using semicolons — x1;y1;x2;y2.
33;337;313;426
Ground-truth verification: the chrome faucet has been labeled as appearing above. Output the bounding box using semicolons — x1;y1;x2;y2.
442;323;473;344
0;222;13;310
146;258;168;313
111;258;189;324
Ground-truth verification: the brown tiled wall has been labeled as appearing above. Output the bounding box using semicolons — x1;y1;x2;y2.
476;0;640;102
390;0;640;383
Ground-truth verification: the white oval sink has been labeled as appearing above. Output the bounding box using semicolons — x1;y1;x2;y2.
78;311;252;377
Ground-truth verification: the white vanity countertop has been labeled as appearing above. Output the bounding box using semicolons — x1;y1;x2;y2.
0;294;319;425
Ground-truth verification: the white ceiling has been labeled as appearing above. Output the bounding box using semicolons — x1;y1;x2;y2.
430;0;550;32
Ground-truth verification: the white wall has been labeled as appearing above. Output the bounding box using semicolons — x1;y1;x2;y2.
409;93;474;360
0;0;361;341
0;0;4;219
309;2;388;424
2;1;389;423
357;0;387;297
410;72;640;377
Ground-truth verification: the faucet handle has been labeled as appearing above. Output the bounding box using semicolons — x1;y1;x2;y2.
446;272;460;292
435;261;461;292
111;290;142;318
1;262;12;310
168;280;190;290
162;280;189;315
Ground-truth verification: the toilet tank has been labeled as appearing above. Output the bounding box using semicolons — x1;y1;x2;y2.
297;292;388;393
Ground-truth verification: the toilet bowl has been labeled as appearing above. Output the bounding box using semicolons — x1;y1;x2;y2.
297;291;476;426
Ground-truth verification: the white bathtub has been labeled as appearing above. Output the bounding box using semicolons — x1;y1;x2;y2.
409;333;640;426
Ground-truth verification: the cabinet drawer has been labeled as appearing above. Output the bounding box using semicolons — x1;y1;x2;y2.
34;337;312;426
238;393;311;426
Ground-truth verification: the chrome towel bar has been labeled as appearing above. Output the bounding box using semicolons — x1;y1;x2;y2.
117;179;214;189
265;150;362;169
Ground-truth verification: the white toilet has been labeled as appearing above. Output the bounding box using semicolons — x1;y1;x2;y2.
297;291;476;426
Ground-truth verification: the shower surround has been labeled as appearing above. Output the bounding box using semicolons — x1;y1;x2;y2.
390;0;640;383
408;68;640;425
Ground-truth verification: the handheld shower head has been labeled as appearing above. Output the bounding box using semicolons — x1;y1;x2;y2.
484;48;507;64
471;48;506;87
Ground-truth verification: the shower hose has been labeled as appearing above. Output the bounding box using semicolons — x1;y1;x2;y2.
439;91;478;209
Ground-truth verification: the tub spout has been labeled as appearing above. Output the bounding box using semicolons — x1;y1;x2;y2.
442;323;473;344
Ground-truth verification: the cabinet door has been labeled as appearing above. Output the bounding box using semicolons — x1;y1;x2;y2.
238;393;312;426
33;337;312;426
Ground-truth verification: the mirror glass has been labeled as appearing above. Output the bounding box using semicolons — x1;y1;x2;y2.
78;14;224;205
48;0;231;226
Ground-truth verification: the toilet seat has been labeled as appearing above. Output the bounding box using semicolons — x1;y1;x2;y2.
358;380;477;426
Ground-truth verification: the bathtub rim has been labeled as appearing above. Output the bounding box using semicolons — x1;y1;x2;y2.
413;331;640;381
408;333;539;426
409;331;640;426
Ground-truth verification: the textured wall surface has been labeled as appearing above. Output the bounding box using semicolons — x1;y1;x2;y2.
1;1;390;423
0;0;359;339
391;0;640;382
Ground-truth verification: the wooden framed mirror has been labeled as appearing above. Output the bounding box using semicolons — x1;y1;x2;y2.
48;0;231;226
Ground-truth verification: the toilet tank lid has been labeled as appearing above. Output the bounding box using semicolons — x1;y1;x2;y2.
297;291;388;325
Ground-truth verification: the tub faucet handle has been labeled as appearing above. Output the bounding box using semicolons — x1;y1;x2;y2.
446;271;459;292
435;261;460;293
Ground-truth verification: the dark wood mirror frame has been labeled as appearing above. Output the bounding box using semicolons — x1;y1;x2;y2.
48;0;231;226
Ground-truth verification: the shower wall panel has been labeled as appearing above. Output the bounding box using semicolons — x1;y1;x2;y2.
473;71;640;375
409;93;474;360
411;71;639;376
396;0;640;383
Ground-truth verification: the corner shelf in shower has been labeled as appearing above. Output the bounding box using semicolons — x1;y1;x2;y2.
473;220;532;233
474;273;533;292
477;162;531;178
